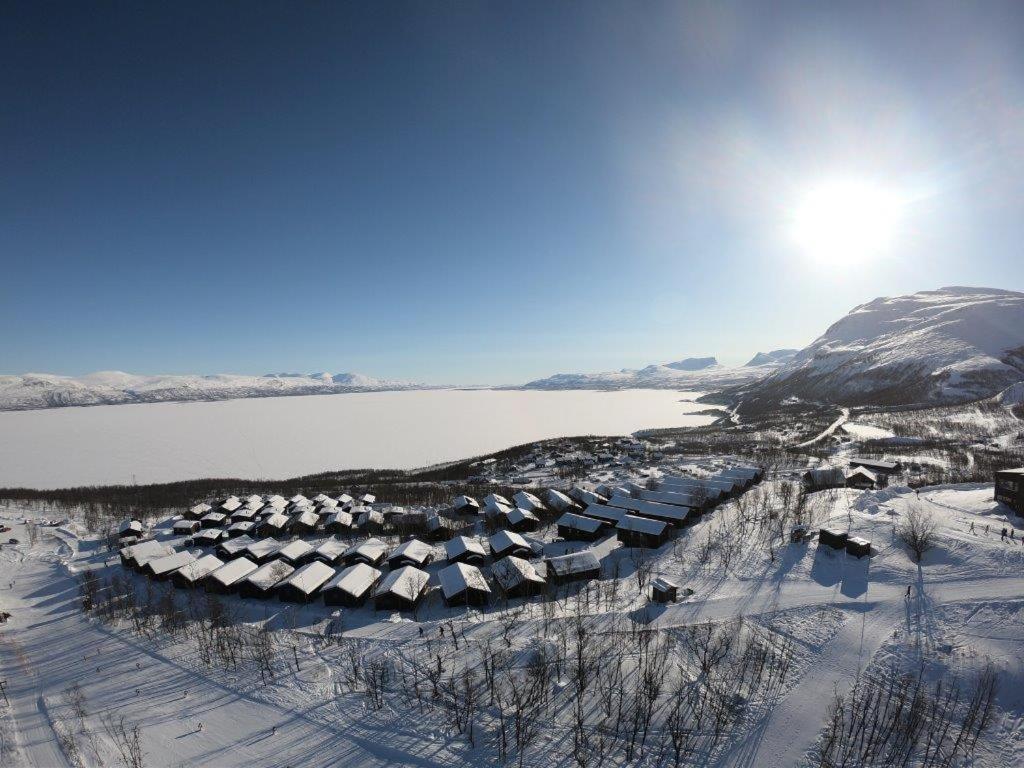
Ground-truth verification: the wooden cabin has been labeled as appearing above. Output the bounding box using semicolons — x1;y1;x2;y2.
995;467;1024;515
146;551;196;581
373;565;430;611
172;519;201;536
387;539;434;569
342;537;389;567
238;560;294;600
505;507;540;533
491;555;546;599
438;563;491;607
489;530;533;560
845;467;878;490
200;511;228;529
616;515;670;549
322;563;383;607
324;510;354;535
545;489;576;512
277;539;316;567
245;537;283;565
607;496;691;527
453;495;481;515
846;537;872;558
205;557;258;593
545;550;601;584
314;538;349;566
444;536;487;565
186;503;212;520
651;577;679;603
257;513;290;538
289;509;320;536
118;519;143;539
555;512;605;542
819;528;848;550
512;491;546;514
217;534;257;560
172;554;224;589
277;561;335;604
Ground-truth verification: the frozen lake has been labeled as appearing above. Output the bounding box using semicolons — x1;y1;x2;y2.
0;388;715;488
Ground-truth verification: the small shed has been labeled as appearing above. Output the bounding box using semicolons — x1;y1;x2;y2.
819;528;848;550
555;512;605;542
846;536;871;558
278;561;335;603
438;562;491;607
172;554;224;589
118;519;143;539
277;539;316;566
322;563;383;607
651;577;679;603
491;555;546;598
336;493;354;507
231;507;259;523
289;494;309;506
423;514;448;541
445;536;488;565
387;539;434;569
616;515;670;549
489;529;533;560
314;538;349;566
545;550;601;584
505;507;540;533
239;559;295;599
373;565;430;611
205;557;258;593
343;537;389;567
173;519;201;536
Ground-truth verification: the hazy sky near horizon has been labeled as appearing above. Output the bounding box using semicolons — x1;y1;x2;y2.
3;1;1024;384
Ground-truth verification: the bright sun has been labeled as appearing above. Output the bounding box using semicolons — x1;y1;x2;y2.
791;180;903;264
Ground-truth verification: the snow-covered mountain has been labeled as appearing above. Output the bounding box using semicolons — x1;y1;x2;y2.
738;287;1024;410
745;349;799;367
0;371;429;411
521;351;797;391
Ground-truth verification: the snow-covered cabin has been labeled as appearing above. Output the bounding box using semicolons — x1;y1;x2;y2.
608;495;691;526
121;540;173;570
230;508;258;523
146;551;196;580
555;512;605;542
173;519;201;536
220;496;242;514
245;537;283;564
545;550;601;584
312;493;331;504
438;562;491;607
191;528;224;546
505;507;540;533
845;467;879;490
453;495;481;515
227;520;256;538
356;509;385;533
289;509;320;535
336;493;354;507
444;536;487;565
651;577;679;603
238;559;295;599
846;536;871;558
616;515;670;548
314;538;348;566
636;489;704;509
483;493;511;509
658;477;725;502
187;502;212;520
322;563;383;607
217;534;257;560
488;529;532;560
373;565;430;611
277;539;315;566
546;489;576;512
387;539;434;569
323;510;354;535
491;555;546;598
848;457;900;476
200;511;228;529
512;491;545;513
205;557;258;593
172;554;224;589
802;467;846;491
342;537;389;567
265;496;288;511
289;494;309;506
578;503;626;526
482;500;514;519
277;561;335;603
423;514;447;541
359;493;376;505
257;512;289;538
118;519;143;539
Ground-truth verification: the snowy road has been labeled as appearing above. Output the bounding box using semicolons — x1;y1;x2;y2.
791;406;850;449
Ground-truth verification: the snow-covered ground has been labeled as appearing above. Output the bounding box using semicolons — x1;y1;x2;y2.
1;481;1022;767
0;389;714;488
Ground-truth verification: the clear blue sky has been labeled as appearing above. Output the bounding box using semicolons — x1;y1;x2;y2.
3;1;1023;384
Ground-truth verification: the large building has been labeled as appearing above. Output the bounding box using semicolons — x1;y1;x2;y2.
995;468;1024;515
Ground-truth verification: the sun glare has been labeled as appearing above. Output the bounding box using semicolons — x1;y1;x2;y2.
791;180;903;264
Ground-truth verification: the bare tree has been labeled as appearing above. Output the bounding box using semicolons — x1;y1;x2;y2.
101;714;145;768
896;504;938;563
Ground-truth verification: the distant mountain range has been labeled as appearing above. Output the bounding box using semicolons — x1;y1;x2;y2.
0;371;430;411
3;287;1021;412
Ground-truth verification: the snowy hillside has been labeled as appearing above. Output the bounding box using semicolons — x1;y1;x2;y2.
0;370;429;411
739;287;1024;410
522;350;797;391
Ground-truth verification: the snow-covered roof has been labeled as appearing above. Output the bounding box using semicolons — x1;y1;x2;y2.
277;540;314;562
512;491;544;511
246;494;263;505
438;562;491;600
220;498;242;513
444;536;487;560
545;550;600;577
189;503;212;516
218;535;256;556
336;493;353;505
324;562;382;597
326;510;353;528
489;529;530;553
317;497;339;509
804;467;846;485
608;496;689;523
209;557;258;586
315;538;348;560
374;565;430;602
345;537;388;561
507;507;540;525
228;521;255;534
260;512;289;529
555;512;603;534
231;509;257;520
292;509;319;527
289;494;308;505
360;493;376;504
313;493;330;503
850;456;900;471
175;554;224;583
122;539;172;565
245;559;295;590
173;519;199;531
580;503;626;524
651;576;678;592
246;538;283;560
193;528;224;543
148;551;196;576
484;493;511;508
491;556;545;590
719;466;761;480
454;495;480;510
279;561;335;595
389;538;433;564
846;467;878;482
546;489;575;510
201;511;227;523
119;519;143;534
484;500;514;517
616;515;668;536
266;497;288;510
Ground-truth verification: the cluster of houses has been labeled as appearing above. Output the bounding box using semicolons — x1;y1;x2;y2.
802;457;903;492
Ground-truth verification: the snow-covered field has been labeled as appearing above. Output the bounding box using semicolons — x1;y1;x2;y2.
0;389;713;488
1;482;1022;767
